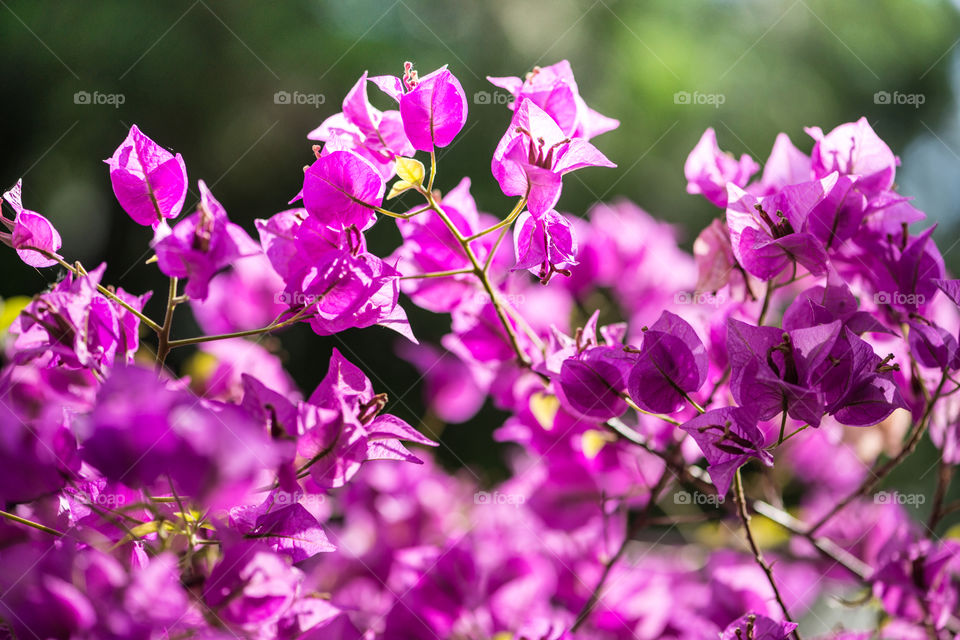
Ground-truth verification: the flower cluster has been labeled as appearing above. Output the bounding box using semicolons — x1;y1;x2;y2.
1;59;959;640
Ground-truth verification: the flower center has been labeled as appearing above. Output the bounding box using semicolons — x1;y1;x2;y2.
754;204;795;239
515;126;569;170
402;61;419;91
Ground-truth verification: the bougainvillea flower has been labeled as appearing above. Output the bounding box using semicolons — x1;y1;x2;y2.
805;174;867;250
0;377;79;503
298;233;414;342
693;218;738;293
396;65;468;152
0;544;188;640
685;128;759;208
862;189;927;236
872;540;960;631
256;207;333;289
204;542;304;631
782;280;889;335
934;278;960;307
512;209;578;283
907;320;960;371
680;406;773;495
556;345;634;420
810;326;907;426
80;365;278;501
154;180;260;300
720;613;798;640
857;225;945;315
725;179;832;280
112;286;152;363
298;349;436;489
536;310;601;378
106;124;188;226
487;59;619;139
889;227;945;311
627;311;708;414
241;375;307;496
256;209;413;340
10;264;122;372
230;498;334;563
13;274;147;375
0;542;96;639
727;318;841;427
300;149;385;232
753;132;812;196
806;117;898;198
2;179;62;267
308;71;414;180
11;65;960;640
492;98;615;216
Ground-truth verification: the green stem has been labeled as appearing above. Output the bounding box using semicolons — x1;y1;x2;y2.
28;249;162;333
777;404;788;445
464;196;527;242
771;423;809;449
0;509;65;537
374;204;431;219
400;267;474;280
623;396;682;426
683;392;706;414
166;308;312;348
757;281;773;326
155;277;179;368
484;226;510;273
808;369;948;535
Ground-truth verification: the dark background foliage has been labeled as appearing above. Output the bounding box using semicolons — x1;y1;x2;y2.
3;0;960;492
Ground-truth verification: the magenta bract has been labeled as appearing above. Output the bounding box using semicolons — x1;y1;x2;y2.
106;124;188;227
397;66;468;152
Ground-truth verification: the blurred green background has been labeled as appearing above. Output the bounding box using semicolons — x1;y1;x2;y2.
2;0;960;511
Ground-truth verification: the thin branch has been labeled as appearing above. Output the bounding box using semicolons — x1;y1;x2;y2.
464;195;527;242
27;248;162;333
733;470;802;639
399;267;474;280
0;509;65;537
808;371;948;535
166;307;312;348
155;277;179;368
